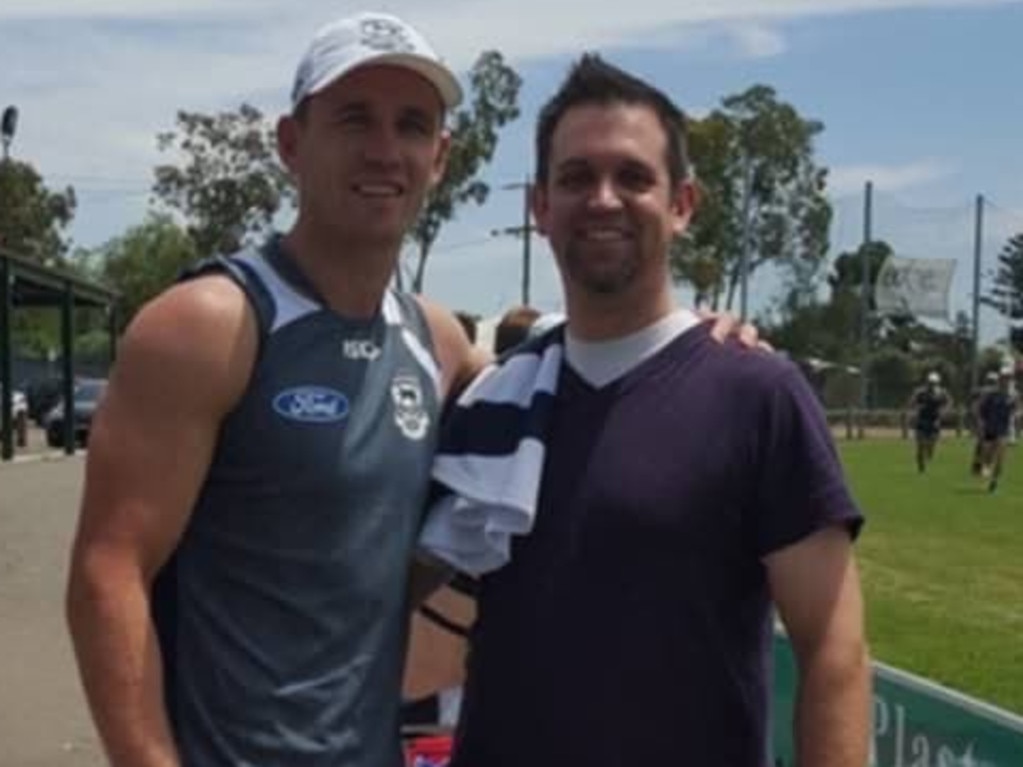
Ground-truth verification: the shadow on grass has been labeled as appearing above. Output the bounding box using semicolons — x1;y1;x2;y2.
949;485;993;496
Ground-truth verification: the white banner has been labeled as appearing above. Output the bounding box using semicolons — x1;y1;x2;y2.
874;256;957;319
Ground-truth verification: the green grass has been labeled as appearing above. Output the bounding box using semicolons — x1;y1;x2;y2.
838;437;1023;715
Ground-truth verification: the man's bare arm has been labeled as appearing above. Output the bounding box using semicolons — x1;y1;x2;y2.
415;296;492;403
66;277;256;767
766;526;871;767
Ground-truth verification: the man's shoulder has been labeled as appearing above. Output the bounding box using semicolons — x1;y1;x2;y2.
143;275;249;332
696;338;803;394
112;278;258;414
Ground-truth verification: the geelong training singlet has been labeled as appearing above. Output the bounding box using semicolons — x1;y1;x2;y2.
153;236;441;767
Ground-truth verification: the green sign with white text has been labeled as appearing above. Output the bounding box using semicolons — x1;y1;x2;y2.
772;635;1023;766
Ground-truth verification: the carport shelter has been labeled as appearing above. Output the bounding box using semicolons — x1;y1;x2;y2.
1;247;118;460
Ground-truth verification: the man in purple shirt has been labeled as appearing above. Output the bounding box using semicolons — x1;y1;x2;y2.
449;55;870;767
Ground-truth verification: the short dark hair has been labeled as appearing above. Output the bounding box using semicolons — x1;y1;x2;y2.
535;54;689;188
494;305;541;354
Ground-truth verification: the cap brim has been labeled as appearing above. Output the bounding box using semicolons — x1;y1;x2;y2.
311;52;462;110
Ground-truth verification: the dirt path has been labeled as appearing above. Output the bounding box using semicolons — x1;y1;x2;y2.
0;455;105;766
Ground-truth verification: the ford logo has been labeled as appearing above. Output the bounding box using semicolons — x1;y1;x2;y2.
272;387;350;423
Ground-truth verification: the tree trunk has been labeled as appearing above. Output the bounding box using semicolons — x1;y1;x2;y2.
725;267;740;312
412;241;432;293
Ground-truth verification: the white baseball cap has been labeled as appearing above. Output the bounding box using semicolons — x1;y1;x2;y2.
926;371;940;384
291;12;462;111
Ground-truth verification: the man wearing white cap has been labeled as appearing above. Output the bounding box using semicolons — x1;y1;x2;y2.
66;12;487;767
969;370;1000;475
975;367;1018;492
906;370;952;473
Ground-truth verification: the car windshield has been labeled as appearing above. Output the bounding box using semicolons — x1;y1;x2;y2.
75;380;107;403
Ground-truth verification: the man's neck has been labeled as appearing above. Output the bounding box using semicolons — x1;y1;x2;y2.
282;224;400;318
564;284;678;342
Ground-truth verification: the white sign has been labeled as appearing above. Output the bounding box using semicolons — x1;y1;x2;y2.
874;256;957;319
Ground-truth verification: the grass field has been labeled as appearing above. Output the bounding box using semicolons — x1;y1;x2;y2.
838;437;1023;715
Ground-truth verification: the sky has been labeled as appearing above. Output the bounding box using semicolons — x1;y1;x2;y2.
1;0;1021;343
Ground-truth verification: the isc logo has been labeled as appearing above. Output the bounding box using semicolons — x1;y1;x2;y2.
343;340;382;360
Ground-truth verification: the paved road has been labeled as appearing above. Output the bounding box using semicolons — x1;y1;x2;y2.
0;430;466;765
0;453;105;766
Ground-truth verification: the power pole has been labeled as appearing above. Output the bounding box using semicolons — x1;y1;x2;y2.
859;180;873;439
738;155;754;320
492;177;535;305
970;194;985;392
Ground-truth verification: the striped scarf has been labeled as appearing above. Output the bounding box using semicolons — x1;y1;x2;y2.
418;327;564;575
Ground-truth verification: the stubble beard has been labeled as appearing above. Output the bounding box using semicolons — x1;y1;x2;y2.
562;240;640;296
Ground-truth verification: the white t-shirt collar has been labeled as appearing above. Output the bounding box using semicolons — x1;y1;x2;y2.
565;309;702;388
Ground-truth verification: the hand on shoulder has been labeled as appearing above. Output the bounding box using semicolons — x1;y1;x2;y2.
696;308;773;352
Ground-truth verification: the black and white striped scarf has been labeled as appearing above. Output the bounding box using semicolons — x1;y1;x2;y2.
418;327;564;575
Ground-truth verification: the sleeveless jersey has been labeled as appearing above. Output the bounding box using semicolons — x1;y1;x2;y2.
913;388;947;430
153;236;441;766
979;389;1015;438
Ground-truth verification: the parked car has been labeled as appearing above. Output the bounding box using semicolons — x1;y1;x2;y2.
45;378;108;448
0;385;29;421
24;376;64;425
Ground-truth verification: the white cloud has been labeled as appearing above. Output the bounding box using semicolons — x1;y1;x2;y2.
3;0;1018;23
827;161;957;196
0;0;1019;250
725;23;789;58
1;0;259;20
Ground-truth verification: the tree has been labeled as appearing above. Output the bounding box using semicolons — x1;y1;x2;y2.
0;158;76;265
764;298;853;364
982;232;1023;352
868;348;916;409
90;214;198;329
829;241;892;298
766;241;892;363
407;50;521;292
0;159;77;361
152;103;294;259
671;85;830;311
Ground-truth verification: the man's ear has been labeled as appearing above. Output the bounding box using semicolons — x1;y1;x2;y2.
530;182;549;237
277;115;300;175
430;131;453;188
671;179;698;235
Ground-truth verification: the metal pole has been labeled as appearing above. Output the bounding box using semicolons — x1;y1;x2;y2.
107;302;119;366
739;155;753;320
1;257;12;461
970;194;984;392
859;181;873;438
521;177;532;306
61;281;75;454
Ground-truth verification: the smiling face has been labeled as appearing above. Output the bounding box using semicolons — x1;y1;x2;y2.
532;102;693;313
278;64;450;256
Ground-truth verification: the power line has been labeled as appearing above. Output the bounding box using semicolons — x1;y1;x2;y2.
46;173;151;187
426;235;502;257
984;198;1023;222
74;188;151;200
